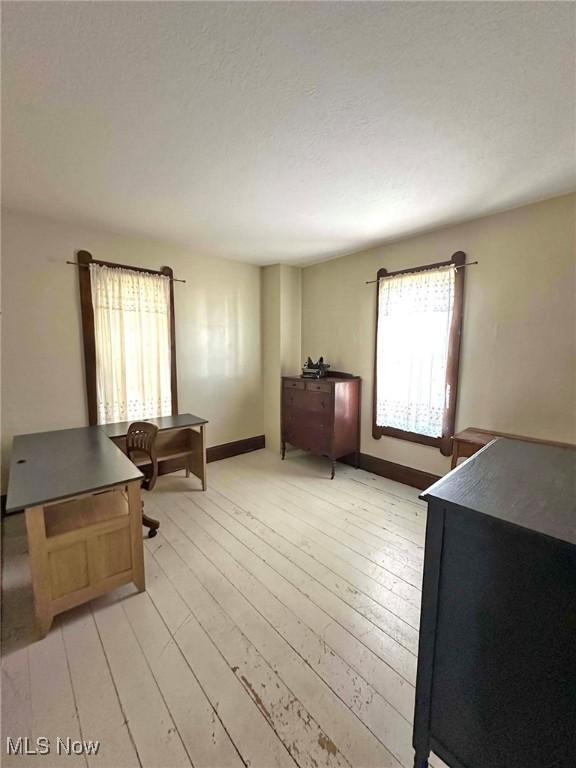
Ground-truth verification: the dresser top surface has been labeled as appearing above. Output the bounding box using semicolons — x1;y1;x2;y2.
282;375;360;383
422;438;576;545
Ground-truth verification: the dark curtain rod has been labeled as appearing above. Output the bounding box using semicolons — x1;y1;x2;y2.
365;261;478;285
66;260;186;283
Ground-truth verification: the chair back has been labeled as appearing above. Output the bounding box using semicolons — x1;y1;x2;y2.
126;421;159;491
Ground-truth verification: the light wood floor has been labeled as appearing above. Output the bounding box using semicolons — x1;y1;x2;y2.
2;449;447;768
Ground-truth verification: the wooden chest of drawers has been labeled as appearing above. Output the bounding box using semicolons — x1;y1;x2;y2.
281;375;361;478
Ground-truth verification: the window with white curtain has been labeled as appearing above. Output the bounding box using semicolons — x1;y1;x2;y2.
90;264;173;424
373;254;465;454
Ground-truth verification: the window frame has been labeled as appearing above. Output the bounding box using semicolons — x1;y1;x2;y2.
77;249;178;426
372;250;466;456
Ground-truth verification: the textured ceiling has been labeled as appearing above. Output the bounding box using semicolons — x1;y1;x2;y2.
2;2;575;265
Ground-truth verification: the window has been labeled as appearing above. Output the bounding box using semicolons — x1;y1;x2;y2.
372;251;465;456
77;251;178;425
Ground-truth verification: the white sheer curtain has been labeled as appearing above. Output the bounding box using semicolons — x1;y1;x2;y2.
375;265;455;437
90;264;173;424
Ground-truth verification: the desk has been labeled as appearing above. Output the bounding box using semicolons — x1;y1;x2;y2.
102;413;208;490
6;413;209;638
414;439;576;768
451;427;575;469
6;428;145;638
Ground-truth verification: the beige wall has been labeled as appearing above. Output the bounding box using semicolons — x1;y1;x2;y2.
1;209;263;488
261;265;302;451
280;265;302;377
261;265;282;452
302;194;576;476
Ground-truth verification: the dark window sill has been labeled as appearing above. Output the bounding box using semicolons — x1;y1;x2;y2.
373;425;452;456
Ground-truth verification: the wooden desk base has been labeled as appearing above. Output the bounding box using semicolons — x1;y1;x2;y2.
25;481;144;638
112;424;207;490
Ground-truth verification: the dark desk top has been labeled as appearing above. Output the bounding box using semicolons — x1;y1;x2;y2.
6;413;209;512
6;427;143;513
422;438;576;546
100;413;208;439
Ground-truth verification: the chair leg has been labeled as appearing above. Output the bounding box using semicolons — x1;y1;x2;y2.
141;498;160;538
142;513;160;538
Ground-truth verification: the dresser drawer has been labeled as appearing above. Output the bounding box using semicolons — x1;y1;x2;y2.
283;379;305;390
283;388;331;415
305;381;332;393
305;390;331;414
282;387;308;411
283;405;331;429
284;417;331;456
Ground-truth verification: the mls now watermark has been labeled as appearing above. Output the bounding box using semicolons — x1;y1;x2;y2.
6;736;101;756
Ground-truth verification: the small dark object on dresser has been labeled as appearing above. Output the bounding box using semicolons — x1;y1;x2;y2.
302;356;331;378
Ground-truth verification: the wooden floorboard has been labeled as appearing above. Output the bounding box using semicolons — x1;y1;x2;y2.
2;449;450;768
204;469;422;626
211;460;424;587
143;547;298;768
160;488;417;719
149;497;412;766
91;598;192;768
119;587;247;768
60;606;141;768
148;531;360;768
221;460;426;566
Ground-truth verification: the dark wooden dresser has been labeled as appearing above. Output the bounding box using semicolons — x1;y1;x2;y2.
281;374;360;478
413;438;576;768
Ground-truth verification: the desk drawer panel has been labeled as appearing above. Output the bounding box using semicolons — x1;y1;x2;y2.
91;527;132;582
49;542;89;599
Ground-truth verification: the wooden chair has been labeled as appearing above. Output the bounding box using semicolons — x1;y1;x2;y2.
126;421;160;538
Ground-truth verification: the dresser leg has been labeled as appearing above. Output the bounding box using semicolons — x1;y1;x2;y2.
281;441;286;460
413;752;429;768
330;459;336;479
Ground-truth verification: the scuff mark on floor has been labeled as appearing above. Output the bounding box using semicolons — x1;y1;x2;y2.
317;733;338;756
240;674;273;726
